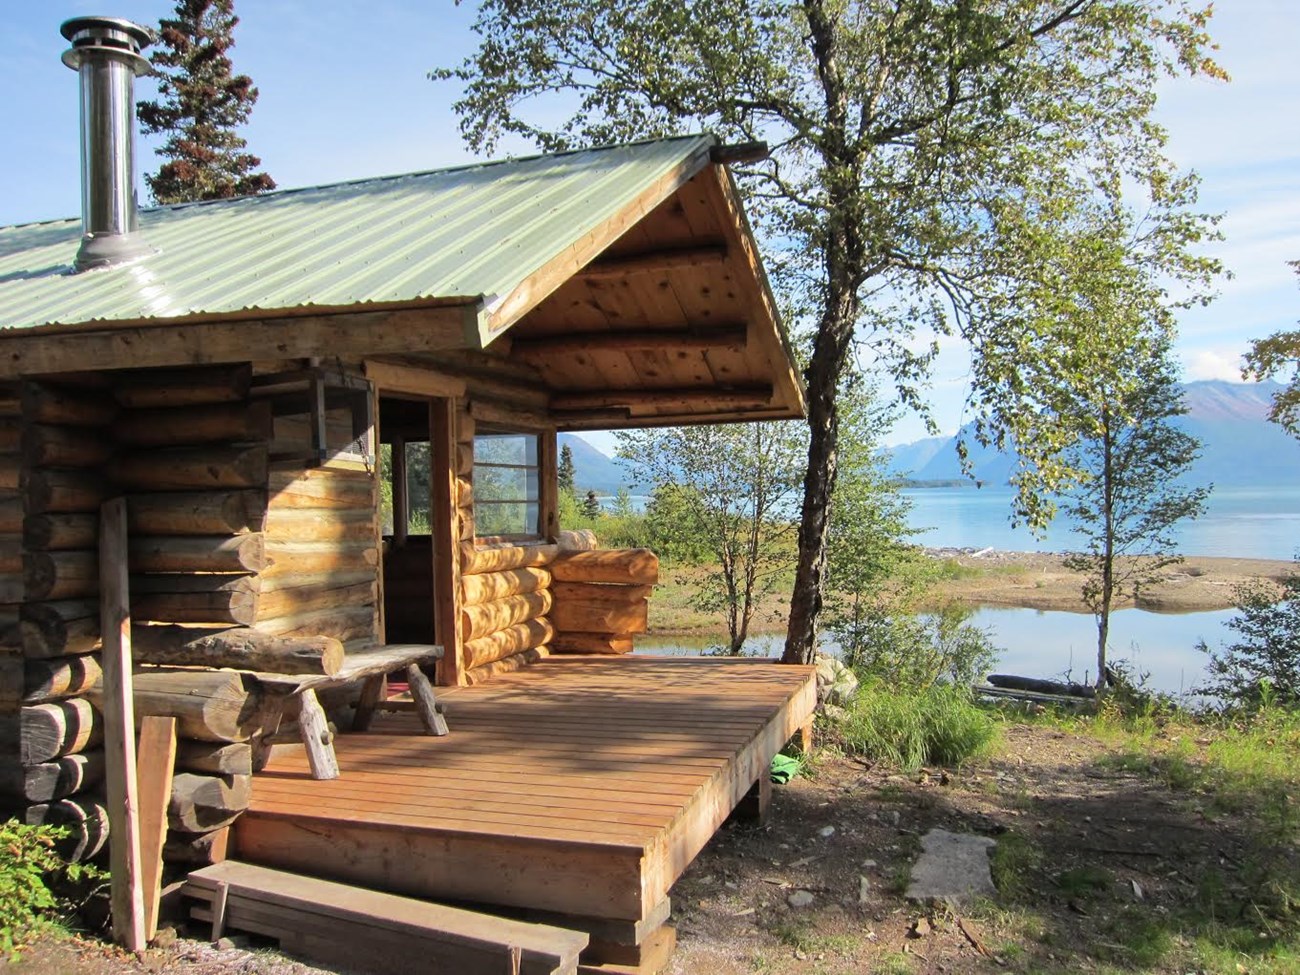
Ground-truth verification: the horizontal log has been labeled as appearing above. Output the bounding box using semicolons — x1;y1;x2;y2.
127;490;267;536
556;529;599;552
458;505;475;541
463;646;549;686
0;533;21;575
255;605;376;644
114;400;273;447
550;548;659;585
268;467;374;510
263;541;378;578
361;359;467;398
22;382;117;426
0;389;16;418
162;827;230;866
21;600;100;658
552;581;655;606
113;364;252;409
169;772;251;833
0;419;18;452
0;654;19;705
514;323;747;358
24;550;97;601
88;668;265;742
0;577;21;605
456;476;473;508
549;598;648;635
132;589;258;626
23;653;102;703
110;445;269;491
25;795;110;862
0;751;105;803
456;443;474;476
462;618;555;670
549;384;772;412
131;624;344;675
460;567;551;606
130;573;259;596
174;741;252;776
264;509;375;543
129;533;265;574
461;590;552;642
22;424;114;469
23;469;106;514
24;513;97;551
550;633;635;655
256;581;376;621
0;497;21;534
460;542;559;575
6;697;103;763
0;453;18;491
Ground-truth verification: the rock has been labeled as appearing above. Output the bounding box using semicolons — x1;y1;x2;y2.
787;890;816;909
814;654;859;707
858;875;871;905
821;703;849;723
904;828;998;906
818;825;836;838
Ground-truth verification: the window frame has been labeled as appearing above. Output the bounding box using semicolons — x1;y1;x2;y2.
472;424;546;543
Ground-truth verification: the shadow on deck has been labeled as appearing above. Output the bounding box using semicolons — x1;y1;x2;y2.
232;655;817;928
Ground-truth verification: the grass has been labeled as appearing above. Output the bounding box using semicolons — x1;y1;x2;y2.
837;681;1000;772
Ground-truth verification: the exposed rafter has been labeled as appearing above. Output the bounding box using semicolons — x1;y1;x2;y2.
512;324;748;359
549;384;772;412
577;243;728;281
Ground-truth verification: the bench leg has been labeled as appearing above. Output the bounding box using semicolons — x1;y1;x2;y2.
352;674;387;732
298;690;340;779
407;664;449;736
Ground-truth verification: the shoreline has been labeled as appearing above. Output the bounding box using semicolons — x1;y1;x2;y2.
644;549;1293;637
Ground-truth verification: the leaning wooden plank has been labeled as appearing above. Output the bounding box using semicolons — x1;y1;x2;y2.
113;364;252;409
114;401;273;448
25;794;110;862
110;445;268;491
0;750;105;803
23;653;103;703
549;550;659;585
21;599;99;657
461;590;553;642
127;490;266;537
169;772;251;833
137;716;177;943
87;669;265;743
129;535;265;574
99;496;147;952
461;542;560;576
184;861;587;974
131;625;343;676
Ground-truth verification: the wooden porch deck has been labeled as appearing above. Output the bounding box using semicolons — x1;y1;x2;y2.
231;655;817;927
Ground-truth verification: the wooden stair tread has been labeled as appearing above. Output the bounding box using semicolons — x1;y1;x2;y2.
185;860;587;973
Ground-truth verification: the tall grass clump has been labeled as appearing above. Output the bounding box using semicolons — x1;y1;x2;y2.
838;680;999;772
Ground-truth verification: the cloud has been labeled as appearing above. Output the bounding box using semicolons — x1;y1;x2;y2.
1183;345;1250;382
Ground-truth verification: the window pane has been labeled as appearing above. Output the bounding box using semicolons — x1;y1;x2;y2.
473;429;541;537
475;433;537;467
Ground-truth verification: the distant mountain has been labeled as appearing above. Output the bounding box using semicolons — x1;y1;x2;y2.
883;380;1300;488
558;433;637;495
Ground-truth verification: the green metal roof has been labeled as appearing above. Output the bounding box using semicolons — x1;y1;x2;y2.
0;134;715;336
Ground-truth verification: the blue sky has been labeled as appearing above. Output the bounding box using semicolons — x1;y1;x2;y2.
2;2;1297;451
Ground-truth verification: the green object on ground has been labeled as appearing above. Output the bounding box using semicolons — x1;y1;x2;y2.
770;754;803;784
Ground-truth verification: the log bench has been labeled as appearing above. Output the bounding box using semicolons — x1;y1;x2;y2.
249;644;446;780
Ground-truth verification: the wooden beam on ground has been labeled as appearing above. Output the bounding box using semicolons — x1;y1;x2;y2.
99;497;146;953
512;324;747;360
136;716;177;943
549;385;772;412
576;243;728;281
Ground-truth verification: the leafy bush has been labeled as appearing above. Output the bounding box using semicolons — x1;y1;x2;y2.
841;606;999;689
837;681;999;771
1197;569;1300;707
0;820;98;956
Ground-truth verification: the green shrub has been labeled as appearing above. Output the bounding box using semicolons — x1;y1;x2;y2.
0;820;99;956
838;681;999;771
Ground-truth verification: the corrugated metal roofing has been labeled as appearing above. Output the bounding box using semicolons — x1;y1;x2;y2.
0;134;715;333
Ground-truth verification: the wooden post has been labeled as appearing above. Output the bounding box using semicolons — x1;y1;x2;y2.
99;497;146;952
430;400;463;686
392;434;408;547
136;716;177;943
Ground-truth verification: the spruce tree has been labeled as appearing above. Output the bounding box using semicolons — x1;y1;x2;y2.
138;0;274;204
558;444;576;496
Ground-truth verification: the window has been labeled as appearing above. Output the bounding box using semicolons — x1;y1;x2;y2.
474;428;540;538
257;368;374;470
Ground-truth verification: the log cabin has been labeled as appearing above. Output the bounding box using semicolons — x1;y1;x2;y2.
0;16;818;974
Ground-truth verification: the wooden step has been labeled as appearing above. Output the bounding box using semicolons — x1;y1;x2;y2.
184;860;587;975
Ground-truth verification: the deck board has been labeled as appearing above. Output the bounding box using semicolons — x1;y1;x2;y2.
233;655;816;922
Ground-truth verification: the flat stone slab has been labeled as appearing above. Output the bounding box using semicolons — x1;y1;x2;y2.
905;828;997;906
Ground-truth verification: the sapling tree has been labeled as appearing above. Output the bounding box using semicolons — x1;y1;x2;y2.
138;0;274;203
1244;261;1300;437
1197;568;1300;707
558;443;577;496
438;0;1225;664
